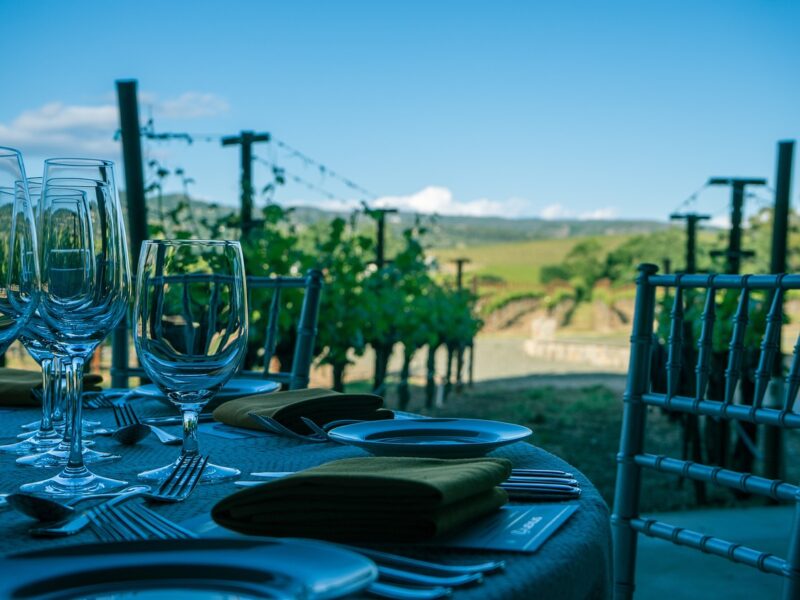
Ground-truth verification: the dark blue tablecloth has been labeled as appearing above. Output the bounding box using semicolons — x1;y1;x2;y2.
0;400;611;598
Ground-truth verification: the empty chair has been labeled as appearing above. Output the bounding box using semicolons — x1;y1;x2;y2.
612;264;800;599
111;269;323;391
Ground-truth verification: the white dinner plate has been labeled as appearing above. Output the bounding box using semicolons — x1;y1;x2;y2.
328;418;532;458
0;537;377;599
136;378;281;409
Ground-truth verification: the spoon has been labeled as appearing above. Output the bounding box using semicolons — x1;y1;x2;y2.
6;485;151;522
111;423;152;445
94;424;181;445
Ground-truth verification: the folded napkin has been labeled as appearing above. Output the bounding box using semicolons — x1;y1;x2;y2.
212;388;393;434
0;368;103;407
212;456;511;543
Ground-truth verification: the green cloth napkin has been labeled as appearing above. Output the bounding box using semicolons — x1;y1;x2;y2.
0;368;103;407
212;388;393;434
212;456;512;543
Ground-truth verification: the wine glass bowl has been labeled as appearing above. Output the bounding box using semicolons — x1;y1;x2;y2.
0;148;39;355
135;240;248;483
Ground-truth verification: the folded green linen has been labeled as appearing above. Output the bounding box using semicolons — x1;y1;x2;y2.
212;388;393;434
212;456;511;542
0;368;103;407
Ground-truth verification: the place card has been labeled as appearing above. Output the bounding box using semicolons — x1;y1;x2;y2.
431;503;578;553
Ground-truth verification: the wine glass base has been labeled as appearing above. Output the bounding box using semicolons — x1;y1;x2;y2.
20;468;127;498
138;456;240;484
20;418;100;432
0;432;61;455
17;430;94;445
16;446;119;468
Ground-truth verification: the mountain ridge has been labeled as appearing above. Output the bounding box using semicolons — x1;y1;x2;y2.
121;192;676;248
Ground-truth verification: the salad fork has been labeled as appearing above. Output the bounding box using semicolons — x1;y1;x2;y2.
143;453;208;503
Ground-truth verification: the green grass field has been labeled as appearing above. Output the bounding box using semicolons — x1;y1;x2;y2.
432;234;633;291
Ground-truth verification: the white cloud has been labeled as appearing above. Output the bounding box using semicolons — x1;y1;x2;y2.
539;203;572;219
285;186;622;221
0;102;120;156
709;213;731;228
0;92;229;158
539;203;618;221
372;186;531;218
579;207;618;220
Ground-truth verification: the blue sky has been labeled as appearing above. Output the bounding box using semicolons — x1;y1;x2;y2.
1;0;798;223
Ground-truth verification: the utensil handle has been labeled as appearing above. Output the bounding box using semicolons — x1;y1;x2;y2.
367;581;452;600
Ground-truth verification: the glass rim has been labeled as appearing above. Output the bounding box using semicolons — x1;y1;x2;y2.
0;146;23;158
43;176;110;187
44;157;114;167
143;239;242;247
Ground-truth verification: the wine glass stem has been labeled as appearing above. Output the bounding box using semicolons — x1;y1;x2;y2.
182;408;199;455
38;357;55;435
66;357;85;470
52;355;64;427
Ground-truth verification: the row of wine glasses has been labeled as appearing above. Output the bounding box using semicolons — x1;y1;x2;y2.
21;156;131;496
0;146;249;497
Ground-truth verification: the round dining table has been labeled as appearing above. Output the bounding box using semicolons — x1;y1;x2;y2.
0;398;612;599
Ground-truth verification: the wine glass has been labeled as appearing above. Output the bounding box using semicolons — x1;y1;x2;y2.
15;186;117;467
0;148;39;354
21;158;130;497
12;179;100;444
135;240;248;483
2;182;77;456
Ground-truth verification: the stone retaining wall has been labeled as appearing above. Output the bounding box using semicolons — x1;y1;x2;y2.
523;338;630;371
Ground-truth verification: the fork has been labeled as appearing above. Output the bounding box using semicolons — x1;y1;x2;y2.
110;403;181;445
84;390;135;409
240;468;582;501
89;503;458;600
143;453;209;503
89;500;197;541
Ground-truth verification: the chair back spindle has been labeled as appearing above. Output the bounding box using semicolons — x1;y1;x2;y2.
694;279;717;408
111;269;323;391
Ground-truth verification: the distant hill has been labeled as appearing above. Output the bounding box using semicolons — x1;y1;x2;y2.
287;206;672;248
120;193;673;248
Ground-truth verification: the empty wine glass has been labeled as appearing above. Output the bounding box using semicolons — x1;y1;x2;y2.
15;188;116;467
0;147;39;354
12;179;100;445
21;159;130;498
135;240;248;483
3;181;75;456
